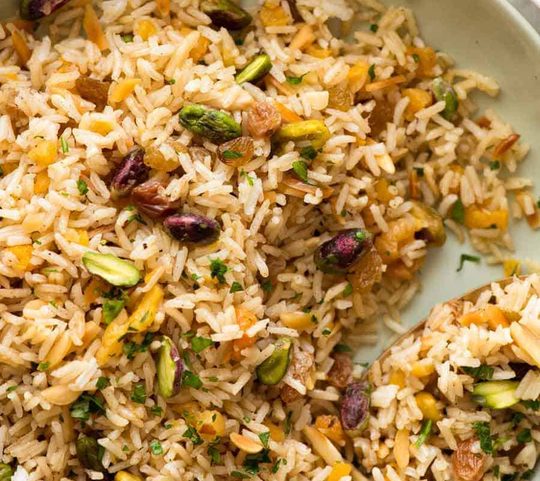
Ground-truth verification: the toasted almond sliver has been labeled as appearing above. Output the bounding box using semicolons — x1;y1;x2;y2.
41;385;80;405
302;426;343;466
229;432;263;454
394;429;410;469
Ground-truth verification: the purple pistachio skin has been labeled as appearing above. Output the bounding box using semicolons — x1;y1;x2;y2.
163;213;221;245
110;147;149;200
20;0;71;20
340;381;370;433
314;229;372;274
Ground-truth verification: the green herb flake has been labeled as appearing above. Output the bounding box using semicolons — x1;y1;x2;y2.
222;150;243;160
183;426;203;445
207;376;219;382
523;400;540;410
122;444;129;452
6;385;17;392
368;64;376;81
415;419;432;448
261;280;273;293
284;411;292;435
210;258;228;284
231;471;250;479
522;470;534;480
37;361;50;371
182;371;203;390
167;78;176;85
96;376;110;390
131;383;147;404
122;33;134;43
150;405;163;416
258;431;270;448
512;412;525;427
70;393;105;421
450;198;465;224
322;328;332;336
292;160;309;182
300;146;318;161
457;254;481;272
243;449;271;475
102;298;125;325
230;281;244;293
461;365;494;381
127;212;147;225
334;343;352;353
286;75;304;85
77;179;89;196
490;160;501;170
369;24;379;32
517;428;532;444
342;283;353;297
412;53;420;63
272;458;283;473
191;336;214;354
208;445;221;464
473;421;493;455
60;137;69;153
150;439;164;455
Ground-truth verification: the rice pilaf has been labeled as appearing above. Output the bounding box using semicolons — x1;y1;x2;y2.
0;0;535;480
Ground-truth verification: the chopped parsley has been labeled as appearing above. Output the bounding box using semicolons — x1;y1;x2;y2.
334;343;352;353
37;361;50;371
284;411;293;435
76;179;88;196
6;385;17;392
322;328;332;336
415;419;432;448
70;393;105;421
127;212;147;225
150;439;163;455
96;376;110;390
102;298;125;324
272;458;285;473
243;449;271;475
183;426;203;445
473;421;493;455
461;365;494;380
150;405;163;416
60;137;69;153
210;258;228;284
182;371;203;389
300;146;318;161
342;283;353;297
522;399;540;410
222;150;243;160
414;166;425;177
261;280;273;293
122;33;134;43
240;170;255;186
231;472;250;479
123;332;154;359
490;160;501;170
285;74;305;85
258;431;270;448
369;24;379;32
131;383;147;404
368;64;376;81
412;53;420;63
450;199;465;224
167;78;176;85
191;336;214;354
457;254;481;272
292;160;309;182
517;428;532;444
230;281;244;293
208;445;221;464
512;412;525;427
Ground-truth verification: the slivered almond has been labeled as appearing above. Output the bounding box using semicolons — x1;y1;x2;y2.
302;426;343;465
375;152;395;174
41;385;80;405
394;429;410;469
510;322;540;368
229;433;263;453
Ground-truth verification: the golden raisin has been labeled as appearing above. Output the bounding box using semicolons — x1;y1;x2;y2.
246;101;282;138
327;352;353;388
217;137;254;167
369;99;394;138
328;82;354;111
76;77;111;111
144;145;179;172
451;438;486;481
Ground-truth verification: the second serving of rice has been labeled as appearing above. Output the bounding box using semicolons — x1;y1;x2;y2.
0;0;537;480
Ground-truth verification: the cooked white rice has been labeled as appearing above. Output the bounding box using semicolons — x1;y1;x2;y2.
0;0;535;480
